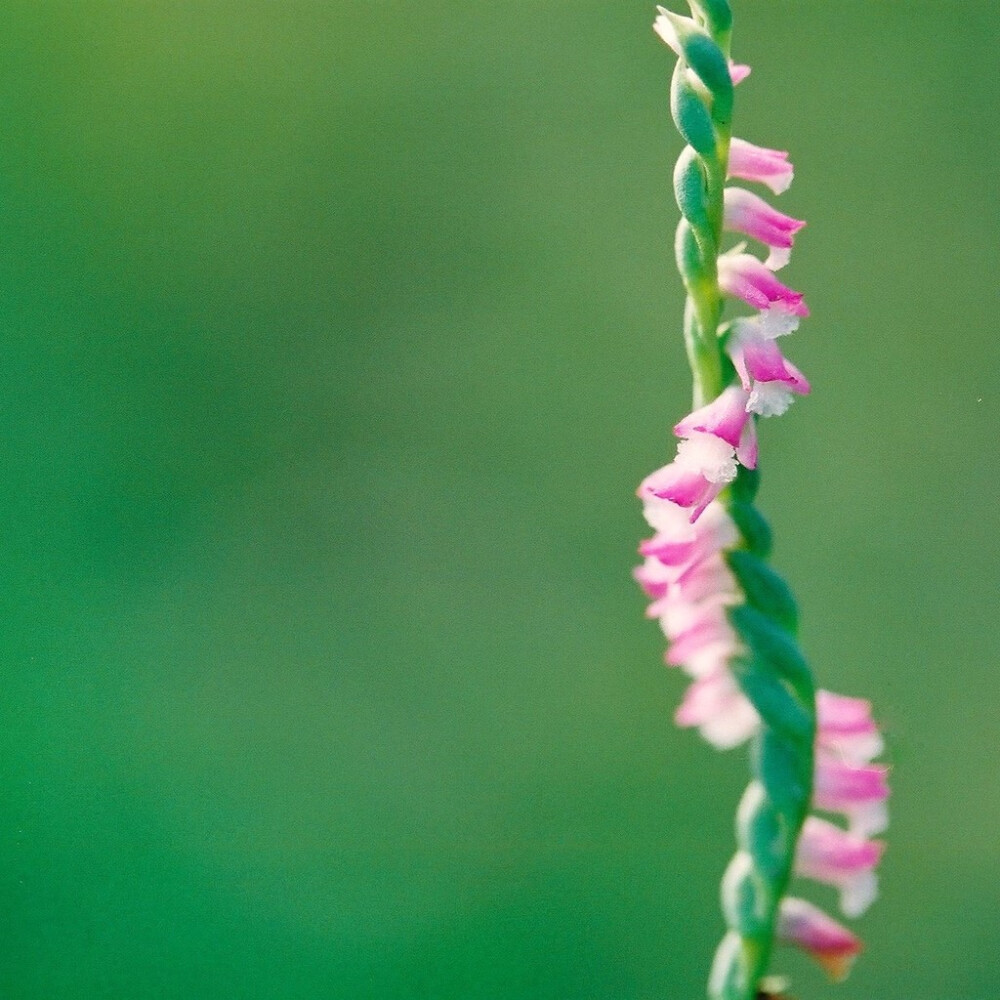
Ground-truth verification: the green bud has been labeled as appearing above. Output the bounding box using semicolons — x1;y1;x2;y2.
674;218;707;289
670;59;717;157
662;9;733;125
673;145;715;255
686;0;733;42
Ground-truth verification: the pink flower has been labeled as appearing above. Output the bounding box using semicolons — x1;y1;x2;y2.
633;555;672;600
724;188;805;268
814;688;889;836
670;550;741;606
663;602;739;671
727;309;810;417
674;386;748;448
635;499;750;736
728;137;794;195
640;541;741;677
718;247;809;316
674;385;758;468
777;897;863;981
638;431;738;523
817;689;885;763
813;752;890;837
640;501;739;566
729;62;751;85
795;816;885;918
675;666;759;749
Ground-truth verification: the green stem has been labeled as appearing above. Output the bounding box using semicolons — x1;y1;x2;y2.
682;110;729;409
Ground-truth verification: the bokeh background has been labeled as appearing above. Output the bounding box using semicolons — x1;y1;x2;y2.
2;2;998;998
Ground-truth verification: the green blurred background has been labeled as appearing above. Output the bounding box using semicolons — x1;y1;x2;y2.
2;2;997;997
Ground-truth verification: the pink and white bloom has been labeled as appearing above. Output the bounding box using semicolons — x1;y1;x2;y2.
813;752;890;837
639;500;739;566
674;385;758;469
728;137;794;195
662;602;738;671
635;496;754;744
727;308;810;417
675;666;759;749
795;816;885;918
638;431;738;523
724;187;805;268
813;688;890;836
817;689;885;763
777;897;863;981
718;246;809;316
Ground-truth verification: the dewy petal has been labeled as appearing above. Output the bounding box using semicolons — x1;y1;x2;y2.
723;187;805;250
726;307;810;419
777;898;863;982
718;250;809;316
728;137;794;195
740;336;795;383
795;816;885;918
727;318;810;406
745;351;810;398
674;385;752;449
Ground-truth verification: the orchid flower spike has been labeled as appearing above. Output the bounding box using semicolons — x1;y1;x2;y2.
637;3;888;998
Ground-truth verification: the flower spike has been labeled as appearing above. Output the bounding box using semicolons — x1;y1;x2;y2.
636;5;888;998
